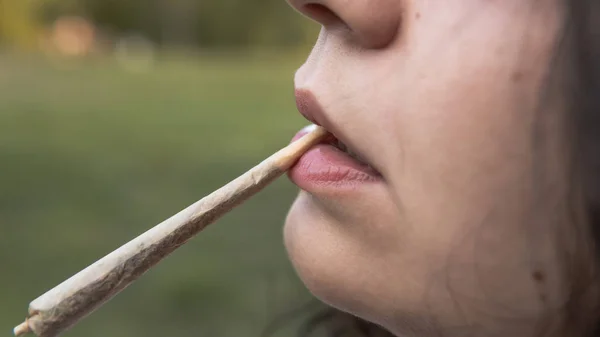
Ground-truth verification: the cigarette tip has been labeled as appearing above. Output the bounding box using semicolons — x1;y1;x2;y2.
301;124;318;133
14;321;30;336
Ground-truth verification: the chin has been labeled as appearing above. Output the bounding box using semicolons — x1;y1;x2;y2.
283;190;404;330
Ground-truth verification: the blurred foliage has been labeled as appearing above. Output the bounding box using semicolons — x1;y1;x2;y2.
0;0;320;50
0;0;40;49
0;52;323;336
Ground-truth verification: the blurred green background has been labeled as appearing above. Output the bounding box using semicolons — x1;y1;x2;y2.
0;1;324;336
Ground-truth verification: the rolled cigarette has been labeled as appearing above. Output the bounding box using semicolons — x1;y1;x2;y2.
14;125;328;337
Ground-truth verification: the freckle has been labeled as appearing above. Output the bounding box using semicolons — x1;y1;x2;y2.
532;270;545;283
539;293;547;303
511;71;524;83
415;12;421;19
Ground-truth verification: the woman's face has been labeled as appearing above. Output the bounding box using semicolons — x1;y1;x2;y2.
284;0;574;335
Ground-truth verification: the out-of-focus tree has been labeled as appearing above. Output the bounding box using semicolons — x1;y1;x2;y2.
81;0;317;48
0;0;40;49
0;0;319;50
194;0;316;48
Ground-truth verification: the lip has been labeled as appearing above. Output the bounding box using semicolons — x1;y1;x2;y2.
289;122;382;193
294;89;324;126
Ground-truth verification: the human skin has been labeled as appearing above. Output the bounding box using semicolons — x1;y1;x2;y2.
282;0;588;336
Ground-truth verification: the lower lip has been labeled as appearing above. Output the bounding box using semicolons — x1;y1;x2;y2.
288;127;382;192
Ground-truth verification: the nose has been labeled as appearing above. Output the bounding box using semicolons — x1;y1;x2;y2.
286;0;402;49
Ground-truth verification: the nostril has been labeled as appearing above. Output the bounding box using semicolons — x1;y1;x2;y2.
303;3;346;27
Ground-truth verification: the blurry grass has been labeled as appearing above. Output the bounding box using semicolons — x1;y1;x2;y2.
0;51;318;337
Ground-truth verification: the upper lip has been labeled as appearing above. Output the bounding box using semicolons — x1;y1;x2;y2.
294;89;326;127
294;88;378;172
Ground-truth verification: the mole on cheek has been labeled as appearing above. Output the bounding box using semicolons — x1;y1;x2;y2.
511;71;524;83
532;270;548;303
